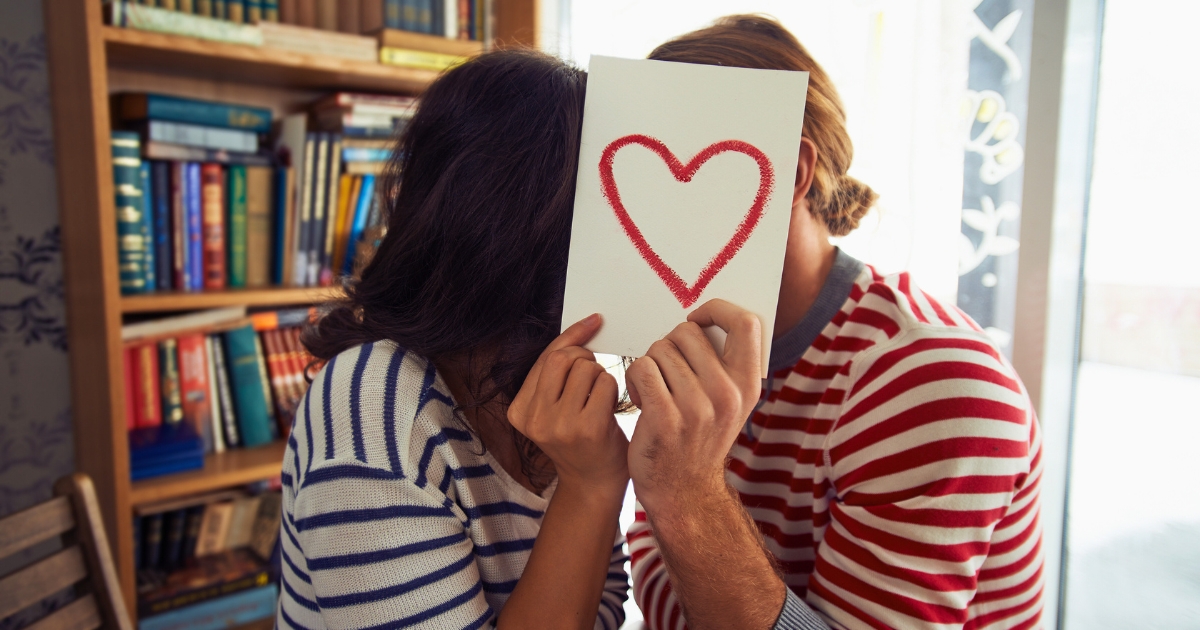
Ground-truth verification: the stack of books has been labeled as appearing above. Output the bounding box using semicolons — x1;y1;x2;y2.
135;488;282;630
122;306;319;479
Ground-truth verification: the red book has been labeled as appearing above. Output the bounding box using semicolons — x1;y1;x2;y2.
123;347;137;430
282;327;316;391
259;330;294;438
177;334;212;442
200;163;226;289
132;343;163;428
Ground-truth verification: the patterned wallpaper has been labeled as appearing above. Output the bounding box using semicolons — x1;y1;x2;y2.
0;0;72;518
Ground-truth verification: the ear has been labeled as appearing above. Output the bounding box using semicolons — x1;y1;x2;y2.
792;137;818;207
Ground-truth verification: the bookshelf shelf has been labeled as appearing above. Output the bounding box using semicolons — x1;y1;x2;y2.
130;441;288;507
104;26;441;93
121;287;341;313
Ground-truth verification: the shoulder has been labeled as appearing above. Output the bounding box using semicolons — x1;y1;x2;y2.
290;342;476;488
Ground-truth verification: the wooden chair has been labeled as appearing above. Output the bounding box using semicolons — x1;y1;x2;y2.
0;474;133;630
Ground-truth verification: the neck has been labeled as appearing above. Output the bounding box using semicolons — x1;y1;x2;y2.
773;214;837;339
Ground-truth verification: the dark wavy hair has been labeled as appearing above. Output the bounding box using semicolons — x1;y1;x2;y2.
303;50;588;484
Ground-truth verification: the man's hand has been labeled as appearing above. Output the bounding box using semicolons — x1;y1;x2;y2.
625;299;763;515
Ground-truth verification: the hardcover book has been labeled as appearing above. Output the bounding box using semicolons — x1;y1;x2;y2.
133;343;163;428
200;163;227;289
379;45;467;70
203;336;227;454
244;165;273;287
140;162;157;291
138;583;278;630
151;161;174;290
210;334;241;448
109;2;265;47
145;120;258;153
158;338;185;426
177;333;213;451
186;163;205;291
113;131;147;294
137;548;272;618
223;325;275;447
226;165;249;288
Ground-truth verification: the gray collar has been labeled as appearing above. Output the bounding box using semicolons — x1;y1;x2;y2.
767;248;865;373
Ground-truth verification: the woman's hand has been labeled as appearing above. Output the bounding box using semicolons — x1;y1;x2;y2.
508;314;629;497
625;299;763;516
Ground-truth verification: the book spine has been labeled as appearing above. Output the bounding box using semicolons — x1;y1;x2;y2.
137;584;278;630
431;0;442;36
223;325;275;447
337;0;360;32
320;136;343;286
201;163;227;290
211;334;241;447
247;0;263;24
253;334;281;439
342;147;392;162
331;175;361;275
344;175;375;275
279;0;295;22
172;162;189;290
272;167;292;286
361;0;385;32
143;512;165;570
178;0;194;13
458;0;468;39
260;330;293;431
204;336;227;453
212;0;227;19
296;0;316;27
133;512;143;570
124;347;138;431
226;165;248;288
181;504;206;560
119;2;264;46
196;0;213;16
444;0;457;38
152;161;174;290
379;46;465;70
417;0;432;33
159;0;178;10
227;0;244;22
177;333;213;452
129;93;272;133
162;509;187;570
385;0;401;29
294;135;316;287
306;134;330;287
187;163;204;291
135;343;164;427
146;120;259;153
113;132;148;295
159;338;185;425
194;501;234;557
140;162;158;292
249;492;282;560
244;166;272;287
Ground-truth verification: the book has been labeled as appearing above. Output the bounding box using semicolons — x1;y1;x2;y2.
177;333;213;451
341;137;396;149
137;548;271;618
379;45;467;70
158;338;185;426
385;0;401;29
273;114;306;286
129;422;205;480
332;175;361;271
458;0;469;39
344;160;387;176
140;162;157;291
342;146;392;162
344;174;375;275
337;0;359;32
210;335;241;448
200;163;227;290
249;492;282;560
110;1;265;46
225;496;262;549
145;120;258;153
143;141;271;165
443;0;458;39
138;583;278;630
247;0;264;23
253;333;282;437
124;347;138;431
295;0;315;27
162;509;187;570
316;109;396;130
181;505;207;560
279;329;309;406
244;165;273;287
294;133;316;286
194;501;234;556
203;336;227;454
226;165;248;288
320;136;344;285
223;325;275;447
272;166;295;286
402;0;417;31
122;306;247;342
361;0;385;33
315;0;337;30
250;307;315;331
416;0;432;34
307;134;330;287
132;343;163;428
186;163;204;291
196;0;213;17
133;512;144;570
113;131;147;295
257;21;377;61
260;330;294;427
142;513;165;570
151;161;174;290
170;162;189;290
178;0;193;13
212;0;227;20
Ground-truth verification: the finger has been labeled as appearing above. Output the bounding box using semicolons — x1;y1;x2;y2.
536;347;596;403
519;314;603;397
585;371;619;415
664;322;726;385
687;299;762;374
561;358;603;411
626;356;669;412
646;338;706;403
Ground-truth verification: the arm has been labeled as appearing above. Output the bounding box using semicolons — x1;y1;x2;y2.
502;314;632;630
625;300;831;630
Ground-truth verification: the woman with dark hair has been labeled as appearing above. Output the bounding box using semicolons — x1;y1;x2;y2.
277;50;630;629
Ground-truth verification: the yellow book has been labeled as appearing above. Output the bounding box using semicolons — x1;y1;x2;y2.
379;46;467;71
332;175;360;276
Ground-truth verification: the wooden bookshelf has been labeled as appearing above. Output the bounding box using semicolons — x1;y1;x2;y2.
130;441;289;506
43;0;539;618
122;287;341;313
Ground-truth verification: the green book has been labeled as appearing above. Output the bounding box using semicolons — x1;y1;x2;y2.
222;325;275;447
227;165;248;288
159;338;185;425
139;160;157;292
113;131;147;295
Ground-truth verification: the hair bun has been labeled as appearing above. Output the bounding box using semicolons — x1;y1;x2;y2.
822;175;878;237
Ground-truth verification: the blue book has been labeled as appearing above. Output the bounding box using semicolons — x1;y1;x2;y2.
186;163;204;292
117;93;272;133
113;131;147;295
222;325;276;447
342;147;391;162
416;0;432;33
138;584;278;630
129;423;205;481
385;0;402;28
139;161;157;292
343;175;375;275
151;161;173;290
271;167;289;286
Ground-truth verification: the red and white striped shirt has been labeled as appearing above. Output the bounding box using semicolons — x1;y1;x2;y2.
629;252;1044;630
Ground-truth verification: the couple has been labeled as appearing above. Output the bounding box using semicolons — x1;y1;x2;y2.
278;15;1045;630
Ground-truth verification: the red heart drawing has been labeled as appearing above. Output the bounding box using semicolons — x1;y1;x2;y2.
599;134;775;308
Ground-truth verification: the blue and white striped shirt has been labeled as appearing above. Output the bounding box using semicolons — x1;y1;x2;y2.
277;341;630;629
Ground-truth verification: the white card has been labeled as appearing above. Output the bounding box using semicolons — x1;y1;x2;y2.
561;56;809;375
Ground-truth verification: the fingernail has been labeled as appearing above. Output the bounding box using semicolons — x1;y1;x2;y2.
585;313;601;325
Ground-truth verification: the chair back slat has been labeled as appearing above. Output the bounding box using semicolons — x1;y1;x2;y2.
0;497;75;561
22;595;102;630
0;546;88;620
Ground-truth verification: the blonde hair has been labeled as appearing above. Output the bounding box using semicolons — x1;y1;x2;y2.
649;14;877;236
